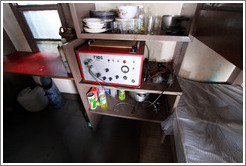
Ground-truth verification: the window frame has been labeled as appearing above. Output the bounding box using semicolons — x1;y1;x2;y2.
10;3;67;52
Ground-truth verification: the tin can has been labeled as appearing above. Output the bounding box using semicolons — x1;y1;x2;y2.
90;87;98;101
119;90;125;100
87;92;97;110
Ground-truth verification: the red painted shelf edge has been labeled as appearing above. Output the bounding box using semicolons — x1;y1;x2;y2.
3;51;74;80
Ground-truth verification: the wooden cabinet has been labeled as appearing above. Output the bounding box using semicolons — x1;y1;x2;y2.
63;3;199;130
192;4;243;70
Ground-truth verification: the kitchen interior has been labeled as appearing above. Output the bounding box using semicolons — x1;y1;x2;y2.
2;2;243;164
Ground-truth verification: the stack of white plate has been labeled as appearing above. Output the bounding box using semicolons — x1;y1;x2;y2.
83;18;107;33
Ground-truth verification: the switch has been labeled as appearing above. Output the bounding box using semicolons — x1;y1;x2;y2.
109;77;112;81
102;76;106;80
123;76;127;80
130;45;136;53
105;68;109;72
115;75;119;79
96;73;101;77
123;60;126;64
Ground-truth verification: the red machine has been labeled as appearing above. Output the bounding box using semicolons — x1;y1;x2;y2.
76;41;145;87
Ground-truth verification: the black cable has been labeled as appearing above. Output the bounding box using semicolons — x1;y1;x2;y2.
85;43;168;112
139;43;150;88
145;43;150;81
146;83;171;108
86;62;135;112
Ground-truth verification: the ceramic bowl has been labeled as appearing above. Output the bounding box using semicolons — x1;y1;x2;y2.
85;23;105;29
82;18;104;26
84;27;107;33
117;6;138;19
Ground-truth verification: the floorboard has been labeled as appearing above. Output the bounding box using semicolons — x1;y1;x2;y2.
3;96;174;163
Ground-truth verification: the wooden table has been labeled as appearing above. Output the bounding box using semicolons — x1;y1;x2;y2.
3;52;73;80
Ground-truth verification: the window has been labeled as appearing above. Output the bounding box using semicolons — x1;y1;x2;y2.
17;2;57;5
23;10;61;39
10;3;67;53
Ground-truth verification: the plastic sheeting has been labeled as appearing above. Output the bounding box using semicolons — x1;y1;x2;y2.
161;78;243;163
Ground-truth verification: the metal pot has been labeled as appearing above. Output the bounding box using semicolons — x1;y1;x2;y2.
161;15;189;30
129;91;150;102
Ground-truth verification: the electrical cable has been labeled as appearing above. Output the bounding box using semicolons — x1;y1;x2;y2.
138;43;150;88
147;61;172;81
145;43;150;80
146;83;171;108
85;42;172;112
86;62;136;112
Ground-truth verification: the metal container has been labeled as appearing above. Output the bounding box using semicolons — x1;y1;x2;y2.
161;15;189;30
129;91;150;102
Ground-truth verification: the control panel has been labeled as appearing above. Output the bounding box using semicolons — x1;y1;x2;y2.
76;41;145;87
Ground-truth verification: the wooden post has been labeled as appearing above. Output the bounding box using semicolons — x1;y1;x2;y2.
62;39;102;130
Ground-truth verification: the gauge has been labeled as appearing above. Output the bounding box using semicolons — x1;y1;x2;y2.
121;65;129;73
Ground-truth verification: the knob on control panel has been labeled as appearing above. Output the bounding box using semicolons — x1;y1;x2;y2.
121;66;129;73
102;76;106;80
123;76;127;80
105;68;109;72
96;73;101;77
109;77;112;81
115;75;119;79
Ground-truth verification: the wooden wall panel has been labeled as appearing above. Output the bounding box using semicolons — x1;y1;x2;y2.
3;28;17;56
194;9;243;69
62;39;102;130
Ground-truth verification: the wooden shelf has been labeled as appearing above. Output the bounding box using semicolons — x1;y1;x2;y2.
78;32;193;42
88;92;172;123
69;3;193;42
78;61;182;95
79;76;182;96
65;3;199;129
3;52;73;80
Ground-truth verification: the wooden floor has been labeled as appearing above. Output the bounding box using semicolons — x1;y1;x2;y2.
139;122;175;163
3;72;176;163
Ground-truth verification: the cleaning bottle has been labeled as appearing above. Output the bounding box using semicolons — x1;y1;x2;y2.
119;90;125;100
98;88;107;109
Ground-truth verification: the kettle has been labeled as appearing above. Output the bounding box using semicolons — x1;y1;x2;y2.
161;15;189;30
59;26;76;42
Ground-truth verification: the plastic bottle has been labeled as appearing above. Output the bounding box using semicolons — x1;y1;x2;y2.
111;89;117;98
98;88;107;109
136;5;146;34
119;90;125;100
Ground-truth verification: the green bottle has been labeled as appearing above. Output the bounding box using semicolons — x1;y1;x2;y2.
119;90;125;100
98;88;107;109
99;93;107;109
